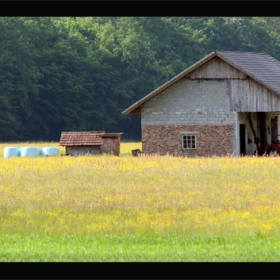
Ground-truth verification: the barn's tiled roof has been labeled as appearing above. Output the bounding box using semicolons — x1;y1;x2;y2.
59;131;104;146
122;51;280;115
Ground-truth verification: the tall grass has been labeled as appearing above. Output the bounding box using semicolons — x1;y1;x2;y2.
1;142;280;261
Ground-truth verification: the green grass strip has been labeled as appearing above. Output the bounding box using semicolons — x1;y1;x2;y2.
1;234;280;262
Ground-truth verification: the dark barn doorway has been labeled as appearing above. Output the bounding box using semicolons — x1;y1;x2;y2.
240;124;246;155
258;112;267;145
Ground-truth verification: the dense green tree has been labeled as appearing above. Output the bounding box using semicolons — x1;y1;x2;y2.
1;17;280;141
0;17;41;140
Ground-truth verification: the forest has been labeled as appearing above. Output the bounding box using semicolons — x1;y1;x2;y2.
1;17;280;141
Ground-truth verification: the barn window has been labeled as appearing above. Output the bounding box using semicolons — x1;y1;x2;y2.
182;135;196;149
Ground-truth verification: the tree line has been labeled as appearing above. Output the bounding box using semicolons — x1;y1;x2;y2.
1;17;280;141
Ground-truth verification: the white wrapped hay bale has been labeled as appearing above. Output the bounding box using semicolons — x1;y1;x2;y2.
21;147;41;157
3;147;21;158
41;147;60;157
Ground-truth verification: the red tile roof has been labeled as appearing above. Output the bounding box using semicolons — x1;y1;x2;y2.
59;131;123;146
59;131;104;146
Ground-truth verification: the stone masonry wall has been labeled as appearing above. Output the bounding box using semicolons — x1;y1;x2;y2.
142;124;235;157
142;78;236;126
141;78;237;154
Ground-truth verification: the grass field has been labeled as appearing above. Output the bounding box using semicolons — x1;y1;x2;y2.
1;141;280;261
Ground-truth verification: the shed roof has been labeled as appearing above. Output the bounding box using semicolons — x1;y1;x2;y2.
59;131;123;146
59;131;104;146
122;50;280;115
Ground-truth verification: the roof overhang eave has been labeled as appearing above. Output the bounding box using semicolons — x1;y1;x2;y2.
122;51;217;115
121;82;172;115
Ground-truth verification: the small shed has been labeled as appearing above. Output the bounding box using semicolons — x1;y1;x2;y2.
59;131;123;156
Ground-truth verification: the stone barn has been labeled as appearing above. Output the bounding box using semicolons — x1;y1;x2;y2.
123;51;280;156
59;131;123;156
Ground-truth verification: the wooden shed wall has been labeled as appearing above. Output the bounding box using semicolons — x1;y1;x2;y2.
66;146;100;156
190;57;247;80
230;78;280;112
100;137;121;156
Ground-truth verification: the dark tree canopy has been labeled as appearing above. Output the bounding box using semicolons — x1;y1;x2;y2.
0;17;279;141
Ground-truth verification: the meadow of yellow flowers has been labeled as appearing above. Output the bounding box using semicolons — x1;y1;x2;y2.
1;141;280;239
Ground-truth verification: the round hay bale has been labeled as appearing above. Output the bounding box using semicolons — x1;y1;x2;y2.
41;147;60;157
3;147;21;158
21;147;41;157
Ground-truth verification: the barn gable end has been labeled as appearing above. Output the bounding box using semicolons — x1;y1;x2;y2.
141;77;236;156
190;56;247;80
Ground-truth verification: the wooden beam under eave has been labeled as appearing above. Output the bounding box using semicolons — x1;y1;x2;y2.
129;107;141;114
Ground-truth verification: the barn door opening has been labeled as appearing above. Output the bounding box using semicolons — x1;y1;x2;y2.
258;112;267;145
240;124;246;155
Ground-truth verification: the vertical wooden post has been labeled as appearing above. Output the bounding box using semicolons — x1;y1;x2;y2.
248;112;259;153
